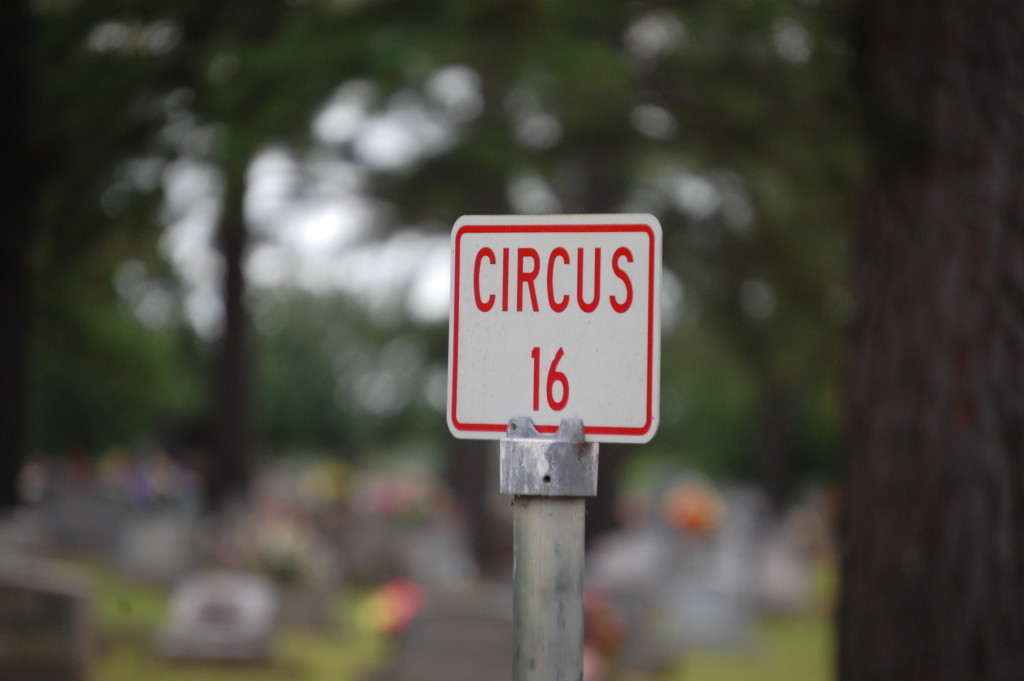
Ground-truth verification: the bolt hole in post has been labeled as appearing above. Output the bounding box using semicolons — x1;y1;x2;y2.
542;475;552;484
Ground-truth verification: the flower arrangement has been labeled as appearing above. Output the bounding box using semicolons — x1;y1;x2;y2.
251;517;319;584
348;472;448;525
96;449;200;508
583;588;626;681
217;499;326;586
357;580;426;637
662;480;725;536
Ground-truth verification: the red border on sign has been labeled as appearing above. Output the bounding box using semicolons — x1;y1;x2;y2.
450;223;658;438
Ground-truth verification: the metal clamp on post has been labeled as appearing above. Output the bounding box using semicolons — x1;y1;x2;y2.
500;417;599;497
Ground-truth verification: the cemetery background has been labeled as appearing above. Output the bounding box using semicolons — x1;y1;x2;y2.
2;449;838;681
8;0;1004;679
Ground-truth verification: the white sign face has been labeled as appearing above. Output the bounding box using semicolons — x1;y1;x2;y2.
447;214;661;443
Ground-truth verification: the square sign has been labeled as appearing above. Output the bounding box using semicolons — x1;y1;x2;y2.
447;214;661;443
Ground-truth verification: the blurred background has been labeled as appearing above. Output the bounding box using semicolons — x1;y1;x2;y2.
5;0;1009;680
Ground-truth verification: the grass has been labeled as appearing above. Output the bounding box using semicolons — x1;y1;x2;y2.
98;629;388;681
644;615;835;681
625;559;838;681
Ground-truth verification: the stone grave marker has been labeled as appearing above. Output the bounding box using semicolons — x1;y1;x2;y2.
588;525;677;593
344;516;405;583
157;570;278;661
115;509;197;583
756;530;811;614
403;524;479;592
645;490;759;656
654;538;754;650
589;488;762;671
40;481;121;557
0;508;45;557
0;556;93;681
368;587;513;681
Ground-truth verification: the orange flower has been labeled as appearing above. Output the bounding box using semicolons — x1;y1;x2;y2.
663;482;724;536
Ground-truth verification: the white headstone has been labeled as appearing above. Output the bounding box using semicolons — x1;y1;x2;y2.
116;510;197;582
157;571;278;661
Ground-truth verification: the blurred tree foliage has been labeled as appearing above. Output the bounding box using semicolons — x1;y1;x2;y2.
253;289;447;457
19;0;865;505
314;0;865;499
24;1;203;462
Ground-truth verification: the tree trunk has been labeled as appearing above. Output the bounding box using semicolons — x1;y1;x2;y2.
0;0;33;510
840;1;1024;679
755;381;796;516
205;162;253;511
579;143;631;546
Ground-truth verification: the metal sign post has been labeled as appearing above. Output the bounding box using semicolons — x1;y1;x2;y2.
500;417;598;681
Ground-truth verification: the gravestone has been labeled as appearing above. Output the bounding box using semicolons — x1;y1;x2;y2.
652;535;754;651
157;571;278;661
368;587;513;681
0;556;93;681
116;509;197;583
0;508;46;559
344;517;406;583
403;524;479;592
588;525;677;592
40;480;121;557
756;531;811;614
586;525;678;670
645;489;759;657
589;488;762;671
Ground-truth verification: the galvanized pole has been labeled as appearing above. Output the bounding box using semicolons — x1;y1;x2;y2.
500;417;599;681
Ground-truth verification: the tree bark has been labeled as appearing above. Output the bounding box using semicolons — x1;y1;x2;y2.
755;381;796;516
840;1;1024;679
0;0;33;510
